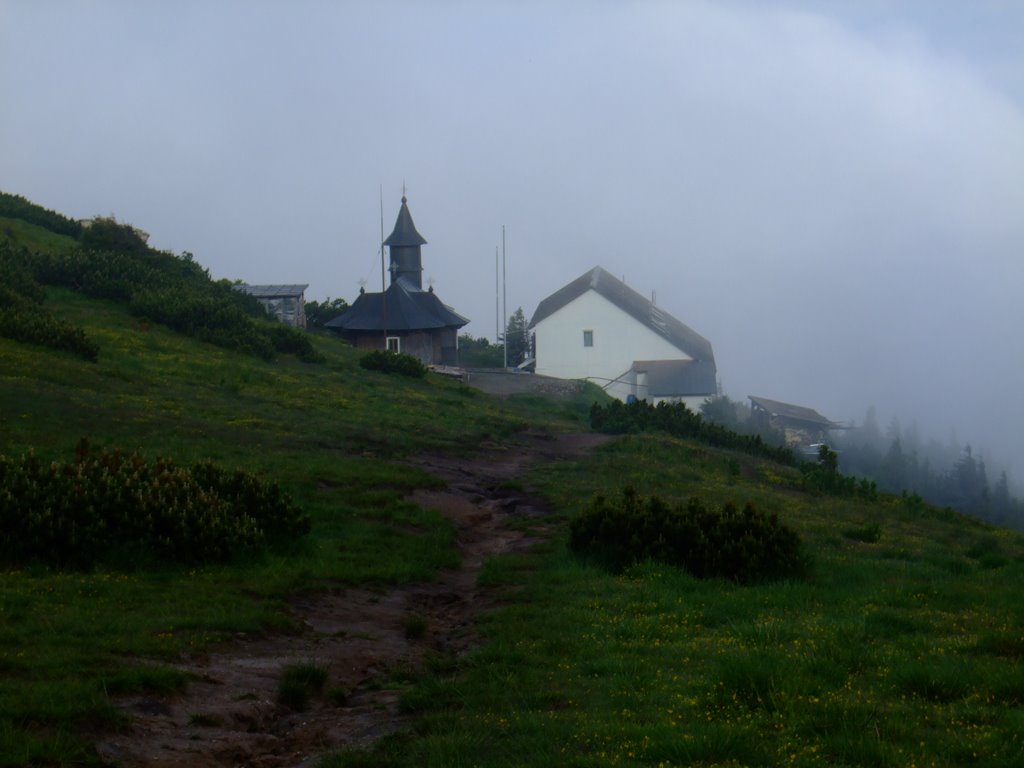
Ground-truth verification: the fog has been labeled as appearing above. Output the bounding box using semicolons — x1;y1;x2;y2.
2;1;1022;484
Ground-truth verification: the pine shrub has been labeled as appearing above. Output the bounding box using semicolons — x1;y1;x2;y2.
0;442;310;569
590;399;797;466
0;248;99;362
0;302;100;362
17;245;321;363
801;444;877;500
568;487;808;583
359;350;427;378
266;324;325;363
0;192;83;238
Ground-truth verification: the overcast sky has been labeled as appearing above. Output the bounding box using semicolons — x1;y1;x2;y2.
2;1;1022;481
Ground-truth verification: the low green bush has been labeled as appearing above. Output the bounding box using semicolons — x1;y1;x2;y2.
266;323;325;363
801;444;877;500
0;245;47;304
568;486;808;583
129;286;275;359
0;248;99;361
0;441;310;568
590;399;796;466
15;244;323;363
0;301;99;362
843;522;882;543
359;350;427;378
0;192;83;238
78;218;150;256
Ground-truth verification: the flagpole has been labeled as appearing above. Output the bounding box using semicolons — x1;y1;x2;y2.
380;185;387;349
502;225;507;370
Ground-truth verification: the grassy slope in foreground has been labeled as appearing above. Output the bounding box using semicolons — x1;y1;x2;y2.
325;435;1024;768
0;286;596;766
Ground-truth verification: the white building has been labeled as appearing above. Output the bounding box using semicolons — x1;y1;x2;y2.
529;266;718;409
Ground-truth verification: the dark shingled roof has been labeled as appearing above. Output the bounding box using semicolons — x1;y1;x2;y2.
529;266;715;365
748;396;838;428
383;196;427;247
325;279;467;332
633;359;718;397
234;284;308;298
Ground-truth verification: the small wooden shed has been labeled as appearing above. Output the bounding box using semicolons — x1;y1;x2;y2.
234;284;309;328
748;395;841;448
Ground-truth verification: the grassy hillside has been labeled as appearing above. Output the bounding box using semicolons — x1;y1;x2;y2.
336;437;1024;767
2;202;1023;767
0;216;79;255
0;283;601;765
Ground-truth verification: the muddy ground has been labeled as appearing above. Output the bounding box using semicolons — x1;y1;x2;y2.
94;430;608;767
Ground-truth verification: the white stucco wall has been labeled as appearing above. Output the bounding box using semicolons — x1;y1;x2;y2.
533;290;689;400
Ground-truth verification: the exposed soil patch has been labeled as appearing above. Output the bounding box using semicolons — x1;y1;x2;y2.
95;430;608;767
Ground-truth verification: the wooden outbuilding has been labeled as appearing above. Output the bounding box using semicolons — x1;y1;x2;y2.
234;284;308;328
748;395;842;448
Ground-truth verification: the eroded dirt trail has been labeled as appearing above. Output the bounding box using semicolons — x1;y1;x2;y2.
95;431;608;767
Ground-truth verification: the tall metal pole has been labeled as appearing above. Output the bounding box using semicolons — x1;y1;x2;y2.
495;245;499;345
380;185;387;349
502;225;507;370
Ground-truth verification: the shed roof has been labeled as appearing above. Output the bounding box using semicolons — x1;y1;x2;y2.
383;196;427;247
633;359;717;397
234;284;308;298
325;279;467;332
748;396;838;428
529;266;715;364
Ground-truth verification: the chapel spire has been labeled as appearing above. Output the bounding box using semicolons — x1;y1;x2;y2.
383;195;427;289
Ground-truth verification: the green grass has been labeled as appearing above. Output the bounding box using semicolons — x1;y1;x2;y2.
4;266;1024;767
0;217;78;255
325;435;1024;768
0;286;590;765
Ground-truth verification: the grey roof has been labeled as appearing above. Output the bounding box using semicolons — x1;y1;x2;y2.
529;266;715;365
633;359;717;397
234;284;308;298
325;279;468;332
383;196;427;247
748;396;838;428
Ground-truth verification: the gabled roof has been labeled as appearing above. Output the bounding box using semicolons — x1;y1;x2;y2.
633;359;717;397
748;396;838;428
234;284;308;298
383;196;427;247
325;279;467;332
529;266;715;364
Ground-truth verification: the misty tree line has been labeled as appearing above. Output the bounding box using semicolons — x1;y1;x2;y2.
832;407;1022;529
701;397;1024;530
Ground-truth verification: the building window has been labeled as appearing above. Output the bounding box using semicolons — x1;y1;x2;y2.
583;330;594;347
386;336;400;353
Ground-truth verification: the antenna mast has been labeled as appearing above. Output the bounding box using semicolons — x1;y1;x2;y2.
495;245;499;345
502;225;507;370
380;185;388;347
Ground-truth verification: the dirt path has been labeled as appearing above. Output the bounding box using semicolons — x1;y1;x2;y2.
95;430;608;767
